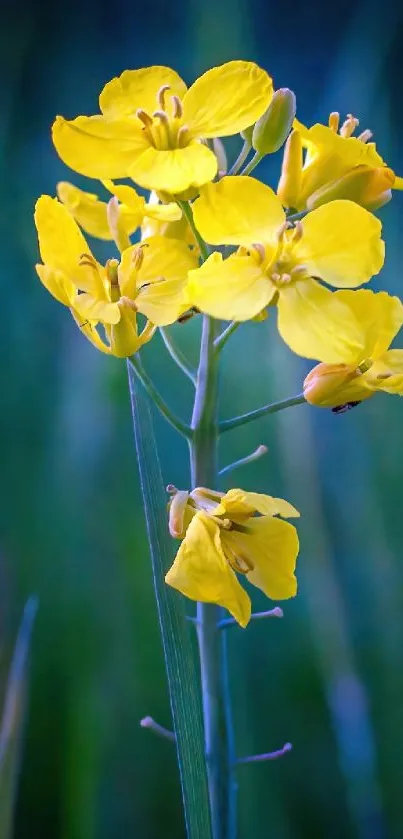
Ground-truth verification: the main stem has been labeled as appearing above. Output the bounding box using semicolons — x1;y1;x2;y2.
189;316;236;839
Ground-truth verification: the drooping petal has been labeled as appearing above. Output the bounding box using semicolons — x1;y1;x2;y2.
52;115;148;179
70;308;112;354
128;143;217;193
57;181;122;240
223;516;299;601
215;489;299;520
165;512;251;628
183;61;272;138
277;278;365;362
193;176;285;246
99;67;187;118
330;290;403;361
35;195;89;274
35;264;74;306
293;200;384;288
188;252;275;321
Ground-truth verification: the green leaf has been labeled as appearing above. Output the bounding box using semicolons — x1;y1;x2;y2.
0;597;38;839
127;363;212;839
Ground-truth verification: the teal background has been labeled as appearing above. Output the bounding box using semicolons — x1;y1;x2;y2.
2;0;403;836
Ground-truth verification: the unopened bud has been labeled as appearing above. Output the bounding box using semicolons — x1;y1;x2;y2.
307;165;395;211
277;129;303;209
252;89;296;155
303;362;369;408
240;125;254;144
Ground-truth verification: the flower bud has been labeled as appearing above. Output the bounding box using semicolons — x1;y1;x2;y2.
240;125;254;144
252;89;296;155
307;165;395;211
303;362;367;408
277;129;303;209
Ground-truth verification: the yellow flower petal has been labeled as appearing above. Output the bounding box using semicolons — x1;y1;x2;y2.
277;278;365;362
57;181;114;240
165;512;251;628
35;264;74;306
193;176;285;246
303;362;373;407
136;278;189;325
293;200;384;288
183;61;272;138
52;115;148;179
215;489;299;519
188;252;275;321
128;143;217;193
367;350;403;394
70;307;112;354
99;67;187;118
118;235;197;298
223;516;298;601
144;202;182;223
108;304;141;358
330;290;403;361
35;195;89;274
74;293;121;325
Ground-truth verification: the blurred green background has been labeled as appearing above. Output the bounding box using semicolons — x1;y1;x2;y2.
2;0;403;836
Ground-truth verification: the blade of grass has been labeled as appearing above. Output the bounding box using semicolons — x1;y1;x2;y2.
127;363;212;839
0;596;38;839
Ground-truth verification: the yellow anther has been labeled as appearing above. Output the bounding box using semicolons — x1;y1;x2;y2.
131;244;147;271
279;272;291;284
340;114;359;138
136;108;153;127
357;358;373;374
157;84;171;110
153;109;170;126
118;296;138;311
171;95;183;119
177;124;190;148
291;220;303;242
79;253;98;269
271;272;281;282
252;243;265;262
357;129;373;143
328;112;340;132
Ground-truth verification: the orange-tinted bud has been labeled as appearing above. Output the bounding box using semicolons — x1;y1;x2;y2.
307;165;395;211
303;362;366;407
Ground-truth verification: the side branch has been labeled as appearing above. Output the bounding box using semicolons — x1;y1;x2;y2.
128;356;192;439
219;394;306;434
160;327;197;385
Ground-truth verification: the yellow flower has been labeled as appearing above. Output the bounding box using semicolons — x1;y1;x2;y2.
52;62;273;194
165;486;300;627
189;176;384;359
57;180;181;240
302;289;403;408
35;196;197;356
278;113;403;211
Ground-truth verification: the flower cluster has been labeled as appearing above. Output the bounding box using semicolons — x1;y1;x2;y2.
35;60;403;624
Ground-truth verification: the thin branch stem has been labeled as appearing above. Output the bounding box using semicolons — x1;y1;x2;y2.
179;201;210;262
218;608;283;629
219;444;268;478
140;716;176;742
240;151;263;176
220;394;306;434
228;140;252;176
128;356;192;439
214;321;241;353
159;327;197;385
236;743;292;765
287;210;308;223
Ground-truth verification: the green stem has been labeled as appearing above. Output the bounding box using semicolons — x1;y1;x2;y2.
228;140;252;176
190;316;237;839
240;151;263;176
128;355;192;439
214;322;241;353
220;394;306;434
159;327;197;385
179;201;210;262
286;210;308;223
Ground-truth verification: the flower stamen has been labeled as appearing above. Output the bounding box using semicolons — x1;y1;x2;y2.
171;95;183;119
357;129;373;143
340;114;359;138
157;84;171;110
328;111;340;132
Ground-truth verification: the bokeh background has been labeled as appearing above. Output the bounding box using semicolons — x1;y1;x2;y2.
2;0;403;836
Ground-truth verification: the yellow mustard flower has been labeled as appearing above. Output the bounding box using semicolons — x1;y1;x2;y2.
165;486;300;627
57;180;181;240
302;289;403;409
52;61;273;194
35;196;197;356
278;112;403;211
189;176;384;359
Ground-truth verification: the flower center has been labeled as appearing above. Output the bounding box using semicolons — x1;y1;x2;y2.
243;221;308;288
328;112;373;144
136;85;190;151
